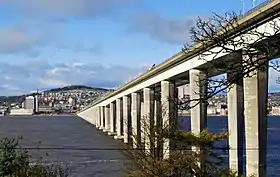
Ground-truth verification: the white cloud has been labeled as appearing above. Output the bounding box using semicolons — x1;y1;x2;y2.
0;61;147;96
127;13;199;44
39;78;70;88
0;0;132;56
0;26;102;56
3;76;12;80
73;43;103;54
72;62;84;68
1;84;20;91
0;28;43;56
0;59;280;96
0;0;136;19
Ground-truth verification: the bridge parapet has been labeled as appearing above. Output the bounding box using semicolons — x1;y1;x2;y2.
238;0;275;20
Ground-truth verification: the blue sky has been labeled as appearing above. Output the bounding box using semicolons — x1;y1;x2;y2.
0;0;277;95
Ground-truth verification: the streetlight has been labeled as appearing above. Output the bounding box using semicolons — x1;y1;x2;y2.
241;0;245;15
253;0;257;8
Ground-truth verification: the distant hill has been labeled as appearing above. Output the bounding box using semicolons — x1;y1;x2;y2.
0;85;112;104
45;85;110;93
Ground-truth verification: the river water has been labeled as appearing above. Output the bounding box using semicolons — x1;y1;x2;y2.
0;115;279;176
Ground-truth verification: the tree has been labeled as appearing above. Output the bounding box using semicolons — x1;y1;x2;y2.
180;11;280;103
0;137;70;177
123;110;239;177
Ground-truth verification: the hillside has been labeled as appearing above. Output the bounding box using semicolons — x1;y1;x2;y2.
45;85;110;92
0;85;111;104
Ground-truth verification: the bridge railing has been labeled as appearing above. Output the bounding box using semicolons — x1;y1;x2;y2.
237;0;275;20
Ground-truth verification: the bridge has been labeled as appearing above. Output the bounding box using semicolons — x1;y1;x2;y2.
77;1;280;176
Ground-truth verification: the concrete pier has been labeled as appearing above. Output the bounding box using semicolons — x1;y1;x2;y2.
131;92;141;148
154;100;161;129
161;81;175;158
189;69;207;134
94;107;98;127
97;107;100;127
243;59;268;177
123;95;132;144
143;88;155;152
154;99;161;156
115;98;123;139
109;102;116;135
189;69;207;165
96;106;101;129
104;106;110;132
227;70;244;175
100;106;105;130
140;101;145;147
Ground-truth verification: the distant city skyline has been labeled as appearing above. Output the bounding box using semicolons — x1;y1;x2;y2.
0;0;278;96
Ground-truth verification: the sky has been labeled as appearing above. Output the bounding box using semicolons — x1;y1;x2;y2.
0;0;278;96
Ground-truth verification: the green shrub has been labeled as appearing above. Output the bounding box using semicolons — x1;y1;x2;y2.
0;137;70;177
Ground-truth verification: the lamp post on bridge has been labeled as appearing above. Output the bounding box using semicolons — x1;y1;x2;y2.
241;0;245;15
253;0;257;8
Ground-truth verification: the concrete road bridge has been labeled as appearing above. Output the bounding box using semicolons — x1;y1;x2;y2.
78;1;280;176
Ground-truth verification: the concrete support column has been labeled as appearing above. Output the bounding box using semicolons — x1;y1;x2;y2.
100;106;105;130
123;95;132;144
154;100;161;131
98;106;102;129
161;81;176;158
243;57;268;177
109;102;116;135
140;101;145;146
92;108;96;125
97;107;101;128
90;108;96;125
115;98;123;139
189;69;208;167
104;105;110;132
88;109;93;125
94;107;98;126
227;70;244;175
154;99;161;157
189;69;208;134
131;92;141;148
143;88;155;152
97;107;100;127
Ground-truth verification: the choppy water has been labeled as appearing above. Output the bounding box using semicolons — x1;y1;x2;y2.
0;115;279;176
0;116;127;177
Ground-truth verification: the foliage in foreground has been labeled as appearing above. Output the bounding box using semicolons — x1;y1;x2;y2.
124;126;242;177
0;137;70;177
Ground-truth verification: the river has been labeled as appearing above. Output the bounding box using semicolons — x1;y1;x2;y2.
0;115;279;176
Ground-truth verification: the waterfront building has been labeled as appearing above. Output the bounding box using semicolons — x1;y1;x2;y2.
25;96;39;113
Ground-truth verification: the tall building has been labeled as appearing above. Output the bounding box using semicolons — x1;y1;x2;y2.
178;84;190;99
25;96;35;111
35;95;39;113
25;96;39;113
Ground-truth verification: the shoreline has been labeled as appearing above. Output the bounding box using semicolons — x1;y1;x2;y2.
5;113;76;117
5;114;280;117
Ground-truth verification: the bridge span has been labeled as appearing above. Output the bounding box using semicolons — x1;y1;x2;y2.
78;1;280;176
